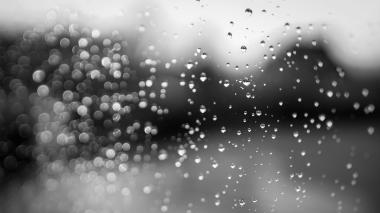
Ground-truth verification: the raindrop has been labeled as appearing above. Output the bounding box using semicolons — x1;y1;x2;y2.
194;156;202;164
158;150;167;160
178;147;186;156
186;61;194;70
245;8;253;15
241;45;247;52
37;85;50;97
223;80;230;87
201;52;207;59
242;78;251;86
32;70;46;83
199;105;207;113
238;199;246;207
200;72;207;82
346;163;352;170
368;126;375;135
218;144;225;152
362;88;369;97
212;161;219;168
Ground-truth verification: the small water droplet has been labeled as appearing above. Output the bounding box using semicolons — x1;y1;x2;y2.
241;45;247;52
218;144;225;152
245;8;253;15
200;72;207;82
194;156;202;164
368;126;375;135
201;52;207;59
239;199;246;207
186;61;194;70
200;105;207;113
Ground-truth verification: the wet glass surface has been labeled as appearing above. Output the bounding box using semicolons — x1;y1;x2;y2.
0;2;379;213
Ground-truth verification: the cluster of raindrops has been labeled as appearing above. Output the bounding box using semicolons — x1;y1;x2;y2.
161;19;378;213
0;9;177;182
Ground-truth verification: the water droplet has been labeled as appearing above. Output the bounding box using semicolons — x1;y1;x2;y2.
106;148;116;159
32;70;46;83
223;80;230;87
241;45;247;52
245;8;253;15
212;161;219;168
242;78;251;86
346;163;352;170
186;61;194;70
239;199;246;207
199;105;207;113
368;126;375;135
362;88;369;97
157;149;168;161
200;72;207;82
37;85;50;97
178;147;186;156
201;52;207;59
194;156;202;164
218;144;225;152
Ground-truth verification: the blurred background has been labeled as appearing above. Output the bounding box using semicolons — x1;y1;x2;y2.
0;0;379;213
